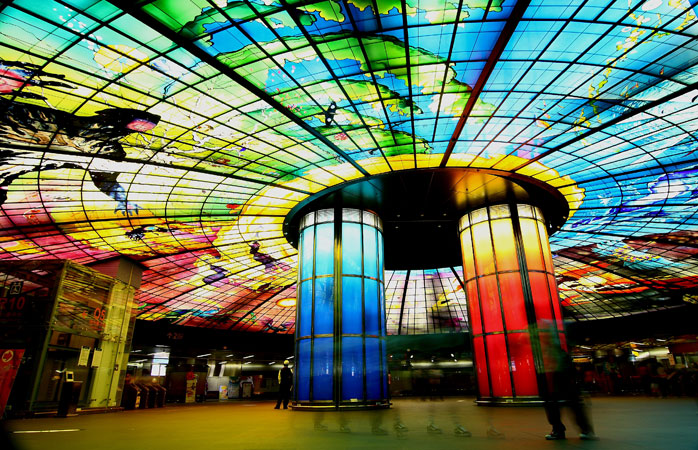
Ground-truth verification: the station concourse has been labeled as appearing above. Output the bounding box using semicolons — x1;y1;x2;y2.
0;0;697;449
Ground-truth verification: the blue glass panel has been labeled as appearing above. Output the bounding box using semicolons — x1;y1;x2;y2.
363;225;378;279
342;277;362;334
300;227;315;280
312;337;333;401
298;339;311;401
365;338;381;400
377;231;384;281
364;278;379;336
314;223;335;276
341;337;363;401
342;223;362;275
313;277;334;335
379;283;386;336
299;280;312;338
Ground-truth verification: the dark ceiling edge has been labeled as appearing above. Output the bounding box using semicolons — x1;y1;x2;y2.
281;166;571;246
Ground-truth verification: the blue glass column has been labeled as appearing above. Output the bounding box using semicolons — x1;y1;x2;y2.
294;208;389;409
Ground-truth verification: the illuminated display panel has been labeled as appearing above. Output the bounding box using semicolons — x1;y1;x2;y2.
0;0;696;333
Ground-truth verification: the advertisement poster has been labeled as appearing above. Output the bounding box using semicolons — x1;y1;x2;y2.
0;349;25;415
78;346;90;367
91;348;103;368
185;379;197;403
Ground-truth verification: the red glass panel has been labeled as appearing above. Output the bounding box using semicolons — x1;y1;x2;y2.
529;272;553;327
537;221;555;273
478;275;504;333
473;336;489;396
520;219;544;271
466;280;482;336
558;333;568;352
498;272;528;330
548;274;565;331
472;222;495;275
491;219;518;272
508;332;538;396
486;334;512;397
460;230;476;281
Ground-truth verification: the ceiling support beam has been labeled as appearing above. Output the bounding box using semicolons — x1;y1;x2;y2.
439;0;531;167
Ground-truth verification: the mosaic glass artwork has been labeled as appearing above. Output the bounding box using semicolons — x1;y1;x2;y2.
1;0;697;333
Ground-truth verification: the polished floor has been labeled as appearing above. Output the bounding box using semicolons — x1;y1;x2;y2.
3;397;697;450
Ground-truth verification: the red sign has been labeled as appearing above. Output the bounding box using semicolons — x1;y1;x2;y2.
0;349;24;415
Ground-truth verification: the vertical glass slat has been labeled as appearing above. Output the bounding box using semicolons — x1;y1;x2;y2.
341;336;363;401
365;338;380;400
342;223;362;275
312;337;333;400
298;339;311;401
342;277;362;334
313;277;334;335
364;278;379;335
299;280;312;338
363;225;378;279
314;223;334;276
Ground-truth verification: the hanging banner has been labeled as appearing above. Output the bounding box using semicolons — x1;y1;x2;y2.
0;349;25;415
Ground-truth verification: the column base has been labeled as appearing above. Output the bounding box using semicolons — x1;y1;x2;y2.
292;400;391;411
476;396;544;406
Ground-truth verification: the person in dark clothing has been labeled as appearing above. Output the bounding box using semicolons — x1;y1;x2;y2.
541;337;597;440
275;360;293;409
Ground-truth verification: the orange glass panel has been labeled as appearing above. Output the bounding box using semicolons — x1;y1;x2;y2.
486;334;512;397
498;272;528;330
508;332;538;396
537;221;555;273
465;280;482;336
478;275;504;333
529;272;553;326
473;336;490;396
460;230;477;281
491;219;519;272
472;222;495;275
520;219;544;271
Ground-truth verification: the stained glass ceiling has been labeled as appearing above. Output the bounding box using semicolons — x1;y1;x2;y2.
1;0;697;334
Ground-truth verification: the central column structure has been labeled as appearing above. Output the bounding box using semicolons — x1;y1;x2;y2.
459;204;567;405
293;208;389;409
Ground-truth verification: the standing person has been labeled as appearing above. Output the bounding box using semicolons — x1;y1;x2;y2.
275;360;293;409
542;343;598;440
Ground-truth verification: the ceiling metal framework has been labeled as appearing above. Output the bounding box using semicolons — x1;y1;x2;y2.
0;0;697;334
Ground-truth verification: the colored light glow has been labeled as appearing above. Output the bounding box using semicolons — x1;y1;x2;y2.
276;298;296;308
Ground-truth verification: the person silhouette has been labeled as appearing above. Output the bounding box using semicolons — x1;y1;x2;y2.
274;360;293;409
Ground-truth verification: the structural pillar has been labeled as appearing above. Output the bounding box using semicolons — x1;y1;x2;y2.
294;208;389;409
458;204;567;404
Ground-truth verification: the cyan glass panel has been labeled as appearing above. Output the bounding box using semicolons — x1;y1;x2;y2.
299;280;312;338
365;338;381;400
313;277;334;335
364;278;379;335
342;277;362;334
341;336;364;400
312;337;333;400
315;223;335;276
380;283;386;336
300;227;315;280
342;223;362;275
298;339;311;401
363;225;378;279
377;231;384;281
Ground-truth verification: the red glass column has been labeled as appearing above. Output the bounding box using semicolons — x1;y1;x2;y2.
459;204;566;404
